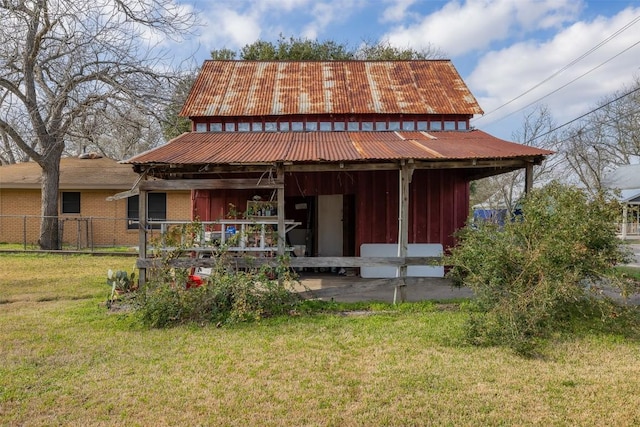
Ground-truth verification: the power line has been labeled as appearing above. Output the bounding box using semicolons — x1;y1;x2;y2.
476;38;640;129
531;85;640;142
473;13;640;125
552;106;640;149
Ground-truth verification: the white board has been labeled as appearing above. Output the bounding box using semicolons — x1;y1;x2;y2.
360;243;444;278
318;195;343;256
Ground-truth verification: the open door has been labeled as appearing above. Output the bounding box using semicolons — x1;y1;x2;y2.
343;194;356;257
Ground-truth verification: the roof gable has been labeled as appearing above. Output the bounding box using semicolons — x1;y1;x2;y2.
603;164;640;190
180;60;484;118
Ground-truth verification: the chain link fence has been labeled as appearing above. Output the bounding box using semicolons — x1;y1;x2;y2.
0;215;166;251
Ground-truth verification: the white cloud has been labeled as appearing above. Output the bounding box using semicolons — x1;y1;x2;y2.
302;1;368;40
468;6;640;132
196;6;261;51
381;0;417;23
382;0;582;57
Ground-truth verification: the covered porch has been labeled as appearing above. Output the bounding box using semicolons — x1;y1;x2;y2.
124;130;551;301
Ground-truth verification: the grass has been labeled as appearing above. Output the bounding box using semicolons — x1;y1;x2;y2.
0;242;137;252
1;254;640;426
617;265;640;281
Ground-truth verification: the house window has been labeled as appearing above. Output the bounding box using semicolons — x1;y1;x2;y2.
291;122;304;131
458;120;468;130
417;121;428;131
127;193;167;229
334;122;345;131
211;123;222;131
403;121;415;131
362;122;373;131
375;121;387;130
195;123;207;132
347;122;359;131
444;121;456;130
305;121;317;131
319;122;332;131
238;122;250;132
224;122;235;132
389;121;400;131
280;122;290;132
430;121;442;131
61;192;80;214
265;122;277;131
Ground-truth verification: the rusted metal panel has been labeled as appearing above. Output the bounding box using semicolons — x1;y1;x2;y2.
180;60;484;118
124;130;553;166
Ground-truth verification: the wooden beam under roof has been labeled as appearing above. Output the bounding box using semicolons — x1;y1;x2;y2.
133;157;546;180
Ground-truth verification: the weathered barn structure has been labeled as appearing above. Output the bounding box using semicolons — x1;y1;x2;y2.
124;60;552;292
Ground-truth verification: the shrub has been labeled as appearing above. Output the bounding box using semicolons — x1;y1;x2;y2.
446;182;635;355
136;230;301;328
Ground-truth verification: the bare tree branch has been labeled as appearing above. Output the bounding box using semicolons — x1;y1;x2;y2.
0;0;196;248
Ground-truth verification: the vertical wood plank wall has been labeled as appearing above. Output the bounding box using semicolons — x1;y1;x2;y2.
191;169;470;253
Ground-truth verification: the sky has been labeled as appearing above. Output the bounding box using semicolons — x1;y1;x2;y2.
169;0;640;141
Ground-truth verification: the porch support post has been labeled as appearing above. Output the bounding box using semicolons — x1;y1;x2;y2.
525;162;534;194
395;160;414;304
622;203;628;240
277;164;286;256
138;189;148;285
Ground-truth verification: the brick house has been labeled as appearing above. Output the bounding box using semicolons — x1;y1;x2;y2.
0;156;190;247
124;60;552;284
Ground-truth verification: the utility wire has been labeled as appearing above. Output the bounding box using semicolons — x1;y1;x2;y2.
477;38;640;129
531;85;640;142
551;106;640;148
473;13;640;125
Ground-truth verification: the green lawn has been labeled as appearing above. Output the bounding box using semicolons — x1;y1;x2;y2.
1;254;639;426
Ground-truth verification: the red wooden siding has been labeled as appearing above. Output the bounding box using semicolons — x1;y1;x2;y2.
191;169;469;253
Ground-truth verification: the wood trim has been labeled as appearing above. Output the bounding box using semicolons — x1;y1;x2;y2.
134;157;546;178
136;256;442;269
140;178;284;191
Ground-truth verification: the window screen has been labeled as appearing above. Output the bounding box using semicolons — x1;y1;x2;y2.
61;192;80;214
127;193;167;229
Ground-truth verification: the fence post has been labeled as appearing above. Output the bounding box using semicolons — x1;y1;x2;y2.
89;217;94;252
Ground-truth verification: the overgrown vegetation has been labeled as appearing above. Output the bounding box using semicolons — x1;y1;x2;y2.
134;221;302;327
447;182;639;355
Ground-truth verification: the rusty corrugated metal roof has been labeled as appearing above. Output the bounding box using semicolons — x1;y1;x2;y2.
124;131;553;166
180;61;484;117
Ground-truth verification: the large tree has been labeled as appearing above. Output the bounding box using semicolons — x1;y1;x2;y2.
561;78;640;193
0;0;195;249
471;105;560;210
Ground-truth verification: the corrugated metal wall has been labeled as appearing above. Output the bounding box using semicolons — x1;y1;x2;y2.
192;169;469;253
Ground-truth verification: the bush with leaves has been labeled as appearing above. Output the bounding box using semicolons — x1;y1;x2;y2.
136;223;302;327
446;182;635;355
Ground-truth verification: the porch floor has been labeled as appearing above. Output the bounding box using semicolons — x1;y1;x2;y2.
294;272;474;303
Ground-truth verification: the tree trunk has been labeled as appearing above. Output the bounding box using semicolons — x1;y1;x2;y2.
39;156;62;250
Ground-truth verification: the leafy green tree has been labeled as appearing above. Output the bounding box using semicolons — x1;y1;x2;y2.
210;48;237;60
212;35;355;61
447;182;634;355
355;40;443;60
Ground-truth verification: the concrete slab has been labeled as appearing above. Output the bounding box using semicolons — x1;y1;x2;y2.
296;273;474;303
